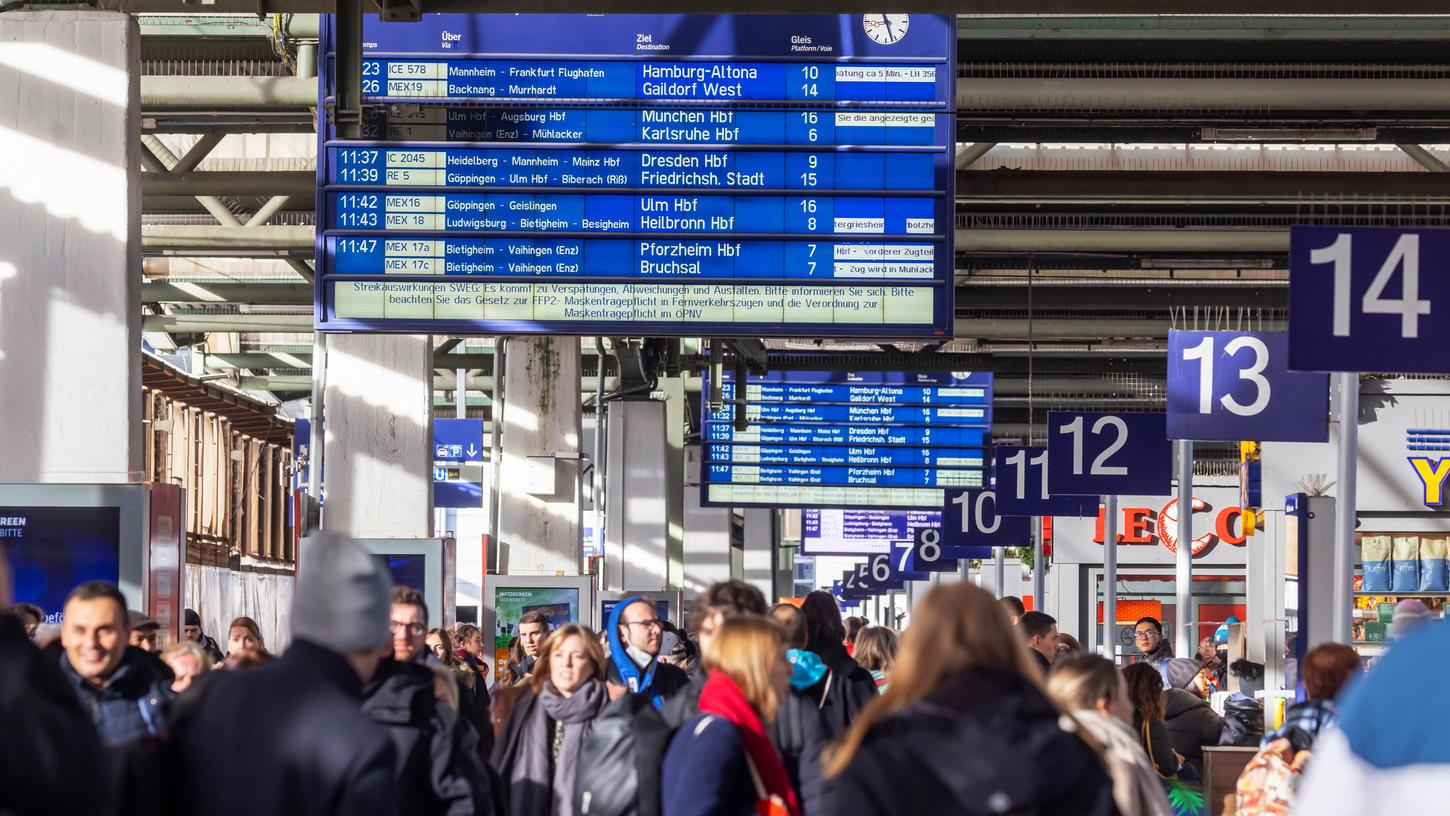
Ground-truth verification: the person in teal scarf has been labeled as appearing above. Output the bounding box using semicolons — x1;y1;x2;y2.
604;597;690;708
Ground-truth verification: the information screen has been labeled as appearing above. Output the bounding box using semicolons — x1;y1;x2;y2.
2;507;121;621
701;370;992;509
317;14;955;337
801;508;939;555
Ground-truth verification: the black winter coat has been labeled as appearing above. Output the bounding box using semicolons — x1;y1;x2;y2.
361;657;494;815
1162;688;1224;776
1217;694;1263;747
829;667;1119;816
802;642;877;737
170;639;400;816
662;673;831;816
0;613;110;816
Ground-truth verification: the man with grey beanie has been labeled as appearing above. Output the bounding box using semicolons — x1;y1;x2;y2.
1160;657;1224;777
169;533;400;816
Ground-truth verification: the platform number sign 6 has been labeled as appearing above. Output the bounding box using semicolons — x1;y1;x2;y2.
1047;412;1172;496
1289;226;1450;374
870;553;893;584
1167;331;1329;442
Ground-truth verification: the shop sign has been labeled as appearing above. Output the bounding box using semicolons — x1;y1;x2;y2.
1091;496;1246;557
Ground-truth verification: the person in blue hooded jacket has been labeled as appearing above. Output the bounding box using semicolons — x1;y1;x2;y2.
605;598;692;708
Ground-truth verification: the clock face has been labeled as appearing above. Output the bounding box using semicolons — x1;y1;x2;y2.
863;14;910;45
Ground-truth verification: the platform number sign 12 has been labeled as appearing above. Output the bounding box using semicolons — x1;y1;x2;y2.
1046;412;1172;496
1289;226;1450;374
1167;330;1329;443
993;446;1102;518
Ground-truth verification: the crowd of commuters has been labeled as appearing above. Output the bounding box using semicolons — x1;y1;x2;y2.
0;530;1414;816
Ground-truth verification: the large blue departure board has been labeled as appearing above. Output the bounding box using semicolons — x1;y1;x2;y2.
701;370;991;509
317;14;955;337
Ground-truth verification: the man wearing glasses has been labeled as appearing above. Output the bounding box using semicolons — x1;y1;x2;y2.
1134;616;1175;670
605;597;690;708
362;585;492;812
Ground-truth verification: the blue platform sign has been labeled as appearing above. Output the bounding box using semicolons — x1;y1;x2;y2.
1289;226;1450;374
993;446;1100;518
1167;330;1330;443
433;417;484;462
885;545;932;582
801;508;940;555
702;369;991;510
434;480;484;508
318;14;956;338
1047;412;1173;497
942;488;1031;548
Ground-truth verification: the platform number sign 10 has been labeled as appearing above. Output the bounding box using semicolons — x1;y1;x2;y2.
1167;331;1329;443
992;446;1100;517
1046;412;1172;496
943;489;1032;547
1289;226;1450;374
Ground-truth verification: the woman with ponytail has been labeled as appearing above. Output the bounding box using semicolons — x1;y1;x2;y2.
825;583;1117;816
662;615;799;816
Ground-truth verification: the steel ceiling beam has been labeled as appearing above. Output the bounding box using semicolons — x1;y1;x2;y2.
142;171;315;197
957;170;1450;203
103;0;1450;14
956;78;1450;112
142;225;314;252
956;229;1288;254
141;76;317;109
957;15;1450;41
143;282;313;304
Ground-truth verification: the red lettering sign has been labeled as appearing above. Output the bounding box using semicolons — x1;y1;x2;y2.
1090;497;1245;557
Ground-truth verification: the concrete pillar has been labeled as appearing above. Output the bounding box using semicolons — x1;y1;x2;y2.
322;334;432;537
0;12;141;483
683;444;731;595
496;337;582;575
742;509;775;601
604;399;669;591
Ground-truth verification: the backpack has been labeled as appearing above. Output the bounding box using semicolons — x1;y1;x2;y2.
576;692;676;816
1234;738;1310;816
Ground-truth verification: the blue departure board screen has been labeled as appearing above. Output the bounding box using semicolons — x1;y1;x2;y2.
701;370;992;509
802;508;939;555
317;14;955;337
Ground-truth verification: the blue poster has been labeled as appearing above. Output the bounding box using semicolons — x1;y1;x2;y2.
1289;226;1450;374
1167;331;1329;443
1046;412;1173;497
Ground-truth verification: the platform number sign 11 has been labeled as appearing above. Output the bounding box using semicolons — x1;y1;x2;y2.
1289;226;1450;374
1167;330;1329;443
1047;412;1173;497
992;446;1100;517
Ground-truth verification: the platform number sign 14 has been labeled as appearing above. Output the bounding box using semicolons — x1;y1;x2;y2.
1046;412;1172;497
1167;330;1329;443
1289;226;1450;374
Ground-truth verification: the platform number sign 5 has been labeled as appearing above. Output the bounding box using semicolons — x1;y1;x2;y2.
1167;331;1329;442
992;446;1101;518
1290;226;1450;374
1047;412;1172;496
943;488;1032;547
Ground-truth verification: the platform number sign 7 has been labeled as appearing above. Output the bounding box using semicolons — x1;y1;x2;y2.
1289;226;1450;374
1047;412;1172;497
1167;331;1329;442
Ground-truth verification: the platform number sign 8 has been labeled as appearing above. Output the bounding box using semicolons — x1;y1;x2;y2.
907;528;958;572
1289;226;1450;374
1047;412;1172;496
1167;331;1329;442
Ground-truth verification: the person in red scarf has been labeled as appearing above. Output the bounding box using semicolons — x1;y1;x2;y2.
662;616;799;816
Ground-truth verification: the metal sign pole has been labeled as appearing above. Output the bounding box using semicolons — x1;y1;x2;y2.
1031;515;1044;611
994;546;1006;598
1103;494;1119;660
1333;372;1359;644
1175;440;1194;657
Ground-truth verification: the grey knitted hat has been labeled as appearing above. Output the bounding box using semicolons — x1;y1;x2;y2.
291;532;393;654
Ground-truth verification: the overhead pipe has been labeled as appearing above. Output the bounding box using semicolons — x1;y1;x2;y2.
141;76;317;109
956;77;1450;112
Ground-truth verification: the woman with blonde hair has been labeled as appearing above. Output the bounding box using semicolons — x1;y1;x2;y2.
225;616;265;656
1048;655;1174;816
491;623;611;816
826;583;1116;816
852;627;898;694
662;615;798;816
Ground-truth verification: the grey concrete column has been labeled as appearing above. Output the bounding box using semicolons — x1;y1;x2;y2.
496;337;583;575
604;399;669;591
321;334;433;537
742;509;776;601
683;444;731;595
0;12;141;483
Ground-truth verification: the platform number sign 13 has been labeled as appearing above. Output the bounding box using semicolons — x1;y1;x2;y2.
1047;412;1172;497
1289;226;1450;374
993;446;1100;517
1167;330;1329;443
